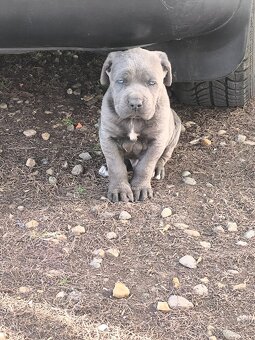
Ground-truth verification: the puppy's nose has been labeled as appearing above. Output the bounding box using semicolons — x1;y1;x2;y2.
128;98;143;111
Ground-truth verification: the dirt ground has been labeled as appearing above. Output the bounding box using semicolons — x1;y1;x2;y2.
0;51;254;340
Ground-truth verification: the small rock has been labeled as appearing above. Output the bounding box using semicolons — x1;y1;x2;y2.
119;211;131;220
236;241;247;246
25;219;39;228
236;134;246;143
26;158;36;167
222;329;241;339
185;121;197;128
71;225;85;235
183;177;197;186
201;137;212;146
213;226;225;233
233;283;246;291
200;241;211;249
206;182;214;188
48;176;57;185
106;231;117;240
184;229;200;237
200;277;209;284
237;315;255;322
193;284;208;296
44;110;52;114
174;222;189;230
46;168;54;175
23;129;37;137
93;248;105;258
68;290;82;303
106;248;120;257
189;138;201;145
98;324;108;332
62;161;68;169
244;140;255;146
79;152;92;161
172;277;180;288
41;132;50;140
220;141;227;146
0;332;7;340
157;301;170;313
71;164;84;176
56;291;66;299
226;270;239;275
227;221;238;232
67;124;74;131
73;89;81;96
0;103;8;109
217;282;226;288
41;158;49;165
209;336;217;340
244;229;255;239
67;88;73;95
46;269;63;278
161;207;172;218
17;205;24;211
19;286;32;294
181;170;191;177
168;295;194;309
90;257;102;269
179;255;197;269
113;282;130;299
218;129;227;135
181;124;186;133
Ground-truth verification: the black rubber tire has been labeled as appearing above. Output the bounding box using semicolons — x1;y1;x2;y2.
173;8;254;108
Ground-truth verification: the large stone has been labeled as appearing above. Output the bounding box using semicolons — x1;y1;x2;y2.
113;282;130;299
168;295;194;309
179;255;197;269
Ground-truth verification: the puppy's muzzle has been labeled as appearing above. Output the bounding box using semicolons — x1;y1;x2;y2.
128;97;143;112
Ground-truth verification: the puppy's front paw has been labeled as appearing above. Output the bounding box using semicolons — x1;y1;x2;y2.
131;185;153;201
154;161;165;180
108;182;134;202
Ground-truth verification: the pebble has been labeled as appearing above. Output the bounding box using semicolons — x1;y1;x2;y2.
200;241;211;249
90;257;102;269
41;132;50;140
79;152;92;161
244;140;255;146
206;182;214;188
184;229;200;237
179;255;197;269
181;124;186;133
172;277;180;288
98;324;108;332
168;295;194;309
113;282;130;299
209;337;217;340
222;329;241;339
48;176;57;185
106;231;117;240
46;168;54;175
226;270;239;275
19;286;32;294
236;241;247;246
183;177;197;186
41;158;49;165
200;277;209;284
71;225;85;235
93;249;105;258
227;222;238;232
25;219;39;228
67;88;73;95
17;205;24;211
233;283;246;291
161;207;172;218
44;110;52;114
67;124;74;131
201;137;212;146
174;222;189;230
236;134;246;143
0;332;7;340
181;170;191;177
56;291;66;299
189;138;200;145
119;211;131;220
193;284;208;296
71;164;84;176
106;248;120;257
218;129;227;135
237;314;255;322
26;158;36;167
244;229;255;239
23;129;37;137
0;103;8;109
185;121;197;128
157;301;170;313
213;226;225;233
62;161;68;169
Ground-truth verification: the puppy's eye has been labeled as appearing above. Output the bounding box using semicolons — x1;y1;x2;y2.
148;80;157;86
116;79;124;84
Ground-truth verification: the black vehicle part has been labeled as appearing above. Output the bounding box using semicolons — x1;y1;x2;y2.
172;2;254;107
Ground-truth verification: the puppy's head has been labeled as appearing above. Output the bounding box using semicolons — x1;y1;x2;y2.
100;48;172;120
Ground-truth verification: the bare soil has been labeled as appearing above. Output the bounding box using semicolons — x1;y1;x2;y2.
0;51;254;340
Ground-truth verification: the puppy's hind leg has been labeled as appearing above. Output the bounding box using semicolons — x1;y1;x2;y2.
154;110;181;180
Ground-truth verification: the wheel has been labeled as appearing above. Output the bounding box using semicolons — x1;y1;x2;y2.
172;8;254;108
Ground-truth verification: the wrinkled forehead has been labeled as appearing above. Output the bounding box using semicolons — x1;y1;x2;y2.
111;52;163;80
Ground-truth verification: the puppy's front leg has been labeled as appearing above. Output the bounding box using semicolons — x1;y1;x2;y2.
100;137;134;202
131;143;165;201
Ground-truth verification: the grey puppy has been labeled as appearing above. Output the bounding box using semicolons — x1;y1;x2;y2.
99;47;181;202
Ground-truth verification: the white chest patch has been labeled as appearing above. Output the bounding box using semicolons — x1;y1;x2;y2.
128;120;139;141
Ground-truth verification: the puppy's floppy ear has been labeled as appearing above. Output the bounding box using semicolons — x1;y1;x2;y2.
155;51;172;86
100;52;117;86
